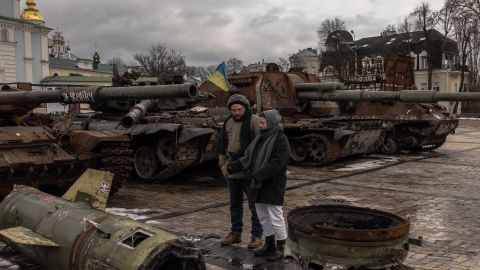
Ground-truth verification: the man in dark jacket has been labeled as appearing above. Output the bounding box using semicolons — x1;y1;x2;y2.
217;94;263;249
228;109;290;260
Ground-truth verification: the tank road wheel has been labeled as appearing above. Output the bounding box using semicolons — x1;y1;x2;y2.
134;146;159;180
380;137;399;155
290;134;341;166
290;138;308;162
308;134;341;165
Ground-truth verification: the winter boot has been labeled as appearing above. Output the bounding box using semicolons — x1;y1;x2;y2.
268;239;286;261
220;232;241;245
254;235;276;256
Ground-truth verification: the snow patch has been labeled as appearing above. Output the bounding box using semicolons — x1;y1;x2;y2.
334;157;398;172
145;220;163;226
105;208;154;220
0;258;19;269
459;117;480;120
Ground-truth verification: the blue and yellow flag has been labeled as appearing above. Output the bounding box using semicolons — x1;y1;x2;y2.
207;62;228;91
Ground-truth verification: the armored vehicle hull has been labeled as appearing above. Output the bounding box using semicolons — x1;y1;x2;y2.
201;59;480;165
0;83;201;195
69;110;220;181
65;74;220;181
202;66;387;165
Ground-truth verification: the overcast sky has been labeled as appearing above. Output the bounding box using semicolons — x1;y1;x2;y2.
32;0;445;67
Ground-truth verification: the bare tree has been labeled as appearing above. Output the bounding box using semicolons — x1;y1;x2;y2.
226;58;244;74
455;0;480;20
383;24;397;34
439;0;457;63
411;2;440;89
452;8;480;112
398;16;414;56
277;57;290;72
186;66;210;81
317;17;347;44
398;17;413;35
205;65;217;76
106;57;125;66
470;22;480;88
132;43;187;76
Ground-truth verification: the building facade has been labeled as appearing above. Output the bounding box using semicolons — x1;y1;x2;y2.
320;29;467;112
0;0;51;85
289;48;320;75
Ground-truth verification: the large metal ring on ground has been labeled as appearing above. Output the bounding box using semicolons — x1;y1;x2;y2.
286;205;410;269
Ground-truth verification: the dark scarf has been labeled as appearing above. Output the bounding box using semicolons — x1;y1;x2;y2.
238;109;283;188
217;108;253;158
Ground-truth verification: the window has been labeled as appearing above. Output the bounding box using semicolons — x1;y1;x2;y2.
421;56;428;69
421;83;428;90
1;29;8;42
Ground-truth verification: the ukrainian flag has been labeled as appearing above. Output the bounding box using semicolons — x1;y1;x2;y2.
207;62;228;91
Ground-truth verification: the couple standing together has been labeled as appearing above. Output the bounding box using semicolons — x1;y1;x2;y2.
217;94;290;261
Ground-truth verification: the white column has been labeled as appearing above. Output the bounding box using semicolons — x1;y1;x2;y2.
41;34;49;78
24;31;33;83
13;0;21;18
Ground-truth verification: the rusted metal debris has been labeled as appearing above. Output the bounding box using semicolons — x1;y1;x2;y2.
0;169;206;270
285;205;414;269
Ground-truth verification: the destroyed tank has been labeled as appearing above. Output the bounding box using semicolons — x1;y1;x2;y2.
201;63;480;165
0;83;200;195
353;54;460;154
68;74;220;181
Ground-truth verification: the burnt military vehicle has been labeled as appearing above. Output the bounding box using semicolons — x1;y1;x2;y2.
356;55;459;154
68;74;220;181
201;62;480;165
0;83;200;195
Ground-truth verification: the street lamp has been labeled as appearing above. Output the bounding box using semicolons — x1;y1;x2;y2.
350;30;357;78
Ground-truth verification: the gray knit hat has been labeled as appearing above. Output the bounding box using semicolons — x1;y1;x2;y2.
261;109;282;128
227;94;250;110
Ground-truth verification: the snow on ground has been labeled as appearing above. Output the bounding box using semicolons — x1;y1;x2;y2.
105;208;157;221
459;117;480;120
334;157;398;172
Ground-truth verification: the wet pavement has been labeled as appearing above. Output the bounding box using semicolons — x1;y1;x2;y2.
1;121;480;269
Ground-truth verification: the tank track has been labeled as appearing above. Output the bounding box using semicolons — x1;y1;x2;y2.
414;140;446;152
98;141;133;193
153;140;199;180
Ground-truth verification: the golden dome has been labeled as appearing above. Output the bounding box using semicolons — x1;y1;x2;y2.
21;0;44;23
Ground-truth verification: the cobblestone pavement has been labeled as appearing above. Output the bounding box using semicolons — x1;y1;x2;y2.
1;123;480;269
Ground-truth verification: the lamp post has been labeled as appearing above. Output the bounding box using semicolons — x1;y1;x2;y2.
350;30;357;79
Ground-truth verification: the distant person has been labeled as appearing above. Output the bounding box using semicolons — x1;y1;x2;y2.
217;94;263;249
227;109;290;261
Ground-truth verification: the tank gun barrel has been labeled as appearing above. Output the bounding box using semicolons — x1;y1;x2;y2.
295;82;345;91
0;84;198;105
121;99;153;128
296;87;480;103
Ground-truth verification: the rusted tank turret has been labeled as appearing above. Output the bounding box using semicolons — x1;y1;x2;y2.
0;83;198;195
201;62;477;165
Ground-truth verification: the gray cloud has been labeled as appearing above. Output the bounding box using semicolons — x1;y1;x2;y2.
32;0;445;67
